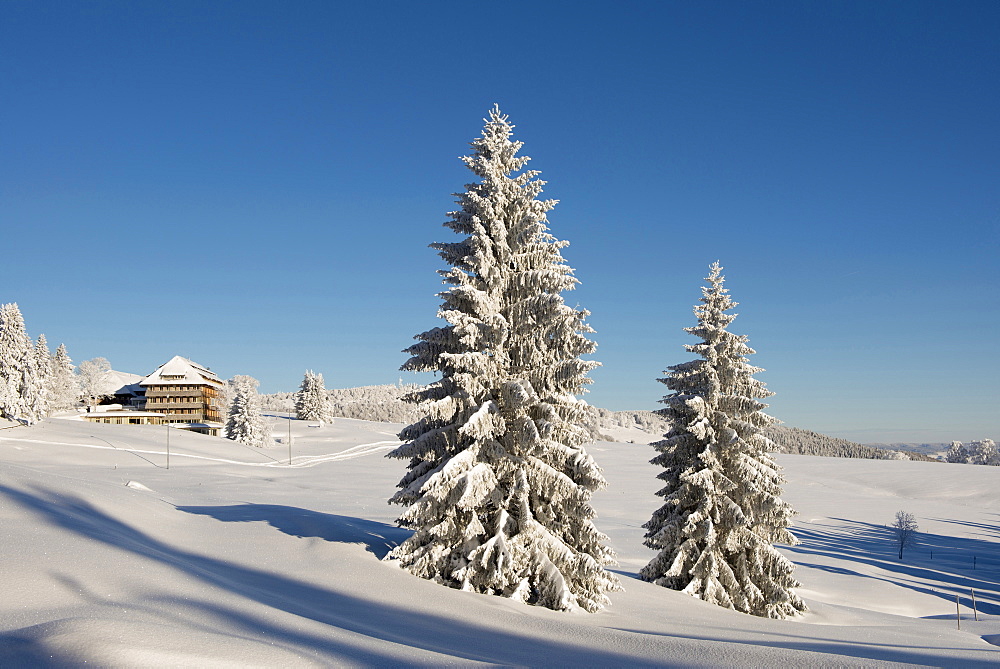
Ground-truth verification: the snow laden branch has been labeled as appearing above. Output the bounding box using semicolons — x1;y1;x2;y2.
640;263;806;619
386;106;619;612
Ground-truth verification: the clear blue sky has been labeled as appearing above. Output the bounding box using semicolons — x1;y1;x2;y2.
3;1;997;443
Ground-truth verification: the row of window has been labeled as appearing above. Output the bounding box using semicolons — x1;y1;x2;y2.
86;416;223;426
89;417;156;425
146;398;209;404
147;385;210;392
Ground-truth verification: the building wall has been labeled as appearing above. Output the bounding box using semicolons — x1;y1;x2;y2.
143;384;223;424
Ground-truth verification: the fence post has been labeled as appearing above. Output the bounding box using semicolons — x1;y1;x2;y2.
971;588;978;622
956;594;961;630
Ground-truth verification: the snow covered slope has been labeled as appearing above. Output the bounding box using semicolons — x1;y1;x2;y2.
1;416;997;667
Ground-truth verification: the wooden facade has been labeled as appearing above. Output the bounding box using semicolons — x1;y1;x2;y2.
143;384;223;424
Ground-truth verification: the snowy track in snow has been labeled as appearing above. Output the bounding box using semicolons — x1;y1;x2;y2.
284;441;399;468
0;435;400;468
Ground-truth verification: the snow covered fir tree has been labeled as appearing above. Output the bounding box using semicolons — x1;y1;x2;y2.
295;370;334;424
0;303;35;422
225;375;271;448
29;334;52;421
49;344;78;411
386;106;620;612
640;263;806;619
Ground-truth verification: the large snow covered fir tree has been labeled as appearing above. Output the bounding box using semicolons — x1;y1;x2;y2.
295;370;334;424
387;106;619;612
640;262;806;619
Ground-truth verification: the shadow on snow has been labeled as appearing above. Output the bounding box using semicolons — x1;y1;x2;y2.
0;483;669;667
3;484;1000;666
176;503;410;559
788;517;1000;615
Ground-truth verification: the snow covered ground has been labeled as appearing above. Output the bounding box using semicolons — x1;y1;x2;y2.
1;415;997;667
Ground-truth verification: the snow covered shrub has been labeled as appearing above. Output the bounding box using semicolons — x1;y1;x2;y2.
225;375;271;448
946;439;999;466
386;106;620;612
294;370;334;423
945;440;969;463
640;263;806;619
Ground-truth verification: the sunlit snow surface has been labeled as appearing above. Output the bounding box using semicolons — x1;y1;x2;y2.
1;415;997;667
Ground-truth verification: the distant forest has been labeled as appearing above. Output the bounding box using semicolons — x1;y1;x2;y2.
261;385;934;462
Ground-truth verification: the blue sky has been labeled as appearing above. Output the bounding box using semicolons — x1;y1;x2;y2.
2;1;997;443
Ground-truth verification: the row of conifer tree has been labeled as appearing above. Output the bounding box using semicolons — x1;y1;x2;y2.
0;303;78;424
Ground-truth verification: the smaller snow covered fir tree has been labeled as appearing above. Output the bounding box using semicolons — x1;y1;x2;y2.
295;370;334;424
225;375;271;448
28;334;51;421
640;262;806;619
49;344;79;411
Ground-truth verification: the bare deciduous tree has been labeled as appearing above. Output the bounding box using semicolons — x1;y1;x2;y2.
892;511;918;560
77;357;111;410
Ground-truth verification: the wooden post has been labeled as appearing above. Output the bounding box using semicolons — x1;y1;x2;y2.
971;588;978;622
288;413;292;466
166;419;170;470
956;594;961;630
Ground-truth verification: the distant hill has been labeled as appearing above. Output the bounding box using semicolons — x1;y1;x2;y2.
260;387;937;462
765;426;939;462
863;442;950;456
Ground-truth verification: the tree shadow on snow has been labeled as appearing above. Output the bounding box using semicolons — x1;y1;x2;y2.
0;483;676;667
6;485;1000;668
930;514;1000;541
175;503;411;559
788;517;1000;615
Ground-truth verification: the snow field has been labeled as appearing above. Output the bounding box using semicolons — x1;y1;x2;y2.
0;415;997;666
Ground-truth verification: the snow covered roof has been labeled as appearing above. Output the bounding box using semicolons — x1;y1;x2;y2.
140;355;222;387
97;370;144;396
